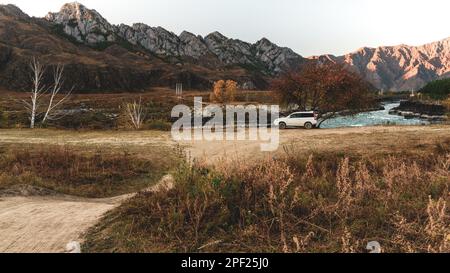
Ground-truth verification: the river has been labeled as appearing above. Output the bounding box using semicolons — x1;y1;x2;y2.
320;102;430;129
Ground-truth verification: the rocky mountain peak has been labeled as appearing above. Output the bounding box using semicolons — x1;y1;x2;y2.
203;32;256;65
0;4;29;19
254;38;304;73
43;2;307;75
47;2;102;23
116;23;181;56
179;31;208;58
205;31;228;41
46;2;116;44
255;37;273;47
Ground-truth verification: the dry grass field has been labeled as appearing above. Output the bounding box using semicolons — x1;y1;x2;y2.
0;89;276;131
0;129;179;253
80;125;449;253
0;125;448;253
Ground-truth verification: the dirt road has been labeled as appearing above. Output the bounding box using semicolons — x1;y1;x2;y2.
0;125;449;253
0;176;173;253
0;195;123;253
182;125;450;161
1;125;448;159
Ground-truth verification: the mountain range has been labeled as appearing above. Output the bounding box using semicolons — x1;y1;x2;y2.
0;2;449;92
312;38;450;91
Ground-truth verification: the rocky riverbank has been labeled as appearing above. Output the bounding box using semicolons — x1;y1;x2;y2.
389;100;448;121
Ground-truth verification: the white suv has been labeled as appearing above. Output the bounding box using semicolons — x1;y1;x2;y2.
274;111;318;129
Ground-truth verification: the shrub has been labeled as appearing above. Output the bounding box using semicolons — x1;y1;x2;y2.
0;109;8;128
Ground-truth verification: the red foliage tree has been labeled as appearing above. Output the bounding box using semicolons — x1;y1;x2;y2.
272;63;375;127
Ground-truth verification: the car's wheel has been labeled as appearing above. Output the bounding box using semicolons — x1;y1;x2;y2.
279;122;287;129
304;122;313;130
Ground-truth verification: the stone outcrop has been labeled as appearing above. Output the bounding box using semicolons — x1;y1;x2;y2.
179;31;209;58
254;38;305;73
390;100;448;121
45;2;116;44
116;23;180;56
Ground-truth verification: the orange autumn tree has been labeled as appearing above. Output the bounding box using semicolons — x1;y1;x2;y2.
210;80;238;103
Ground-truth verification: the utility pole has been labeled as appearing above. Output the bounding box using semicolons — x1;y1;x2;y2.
176;83;183;99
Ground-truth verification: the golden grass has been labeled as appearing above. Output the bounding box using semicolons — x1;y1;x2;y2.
0;143;180;198
83;138;449;253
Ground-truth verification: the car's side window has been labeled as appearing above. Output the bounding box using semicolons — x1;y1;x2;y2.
300;113;314;118
291;113;313;119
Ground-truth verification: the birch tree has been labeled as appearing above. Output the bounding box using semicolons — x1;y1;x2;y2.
23;58;72;128
42;65;72;124
23;58;46;129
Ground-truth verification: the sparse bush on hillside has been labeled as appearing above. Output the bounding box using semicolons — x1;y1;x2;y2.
83;145;450;253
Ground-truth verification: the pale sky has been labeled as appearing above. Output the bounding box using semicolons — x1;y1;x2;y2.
1;0;449;56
